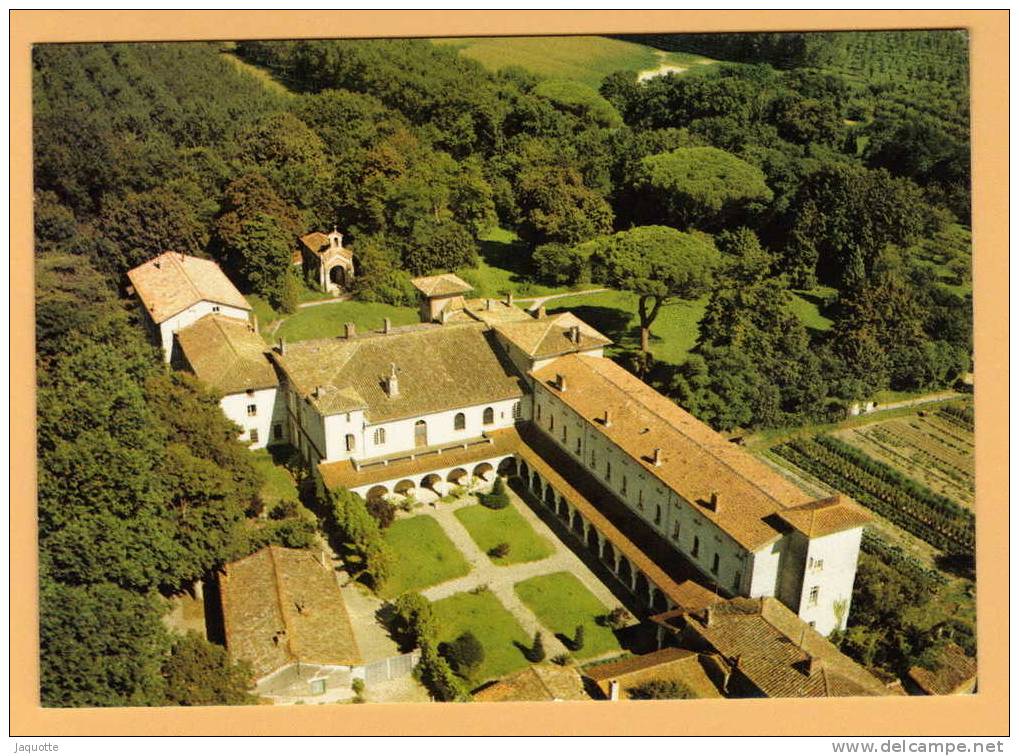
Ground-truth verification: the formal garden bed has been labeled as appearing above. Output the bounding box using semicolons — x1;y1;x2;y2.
430;589;533;684
514;571;621;660
380;516;471;598
453;503;555;566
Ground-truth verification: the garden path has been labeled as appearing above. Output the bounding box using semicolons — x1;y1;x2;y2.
412;492;625;658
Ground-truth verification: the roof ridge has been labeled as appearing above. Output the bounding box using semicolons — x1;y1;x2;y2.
580;356;795;512
267;546;298;663
163;251;206;309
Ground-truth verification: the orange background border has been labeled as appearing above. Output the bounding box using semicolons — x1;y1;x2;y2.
10;9;1009;736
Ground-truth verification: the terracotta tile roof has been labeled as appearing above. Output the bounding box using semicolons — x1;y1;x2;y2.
411;273;474;297
298;232;329;255
515;425;701;606
273;323;526;420
908;644;977;695
319;426;522;491
127;251;250;324
675;597;893;698
495;313;612;359
462;299;534;325
773;496;873;539
531;355;865;550
176;315;278;395
472;664;588;702
584;647;725;699
220;546;360;681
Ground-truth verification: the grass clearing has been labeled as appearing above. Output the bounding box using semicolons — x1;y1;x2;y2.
453;504;555;565
381;516;471;598
432;35;664;88
275;300;419;342
456;227;569;299
431;589;532;684
220;47;294;98
547;289;707;366
789;288;836;332
249;447;300;506
514;571;620;660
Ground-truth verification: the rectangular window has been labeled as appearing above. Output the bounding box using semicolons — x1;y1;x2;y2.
536;404;542;420
549;414;555;431
732;572;741;591
310;679;326;695
671;520;680;540
512;402;522;420
575;438;582;455
273;423;283;440
249;428;259;443
605;461;611;482
247;404;257;416
638;489;644;511
212;305;221;313
815;558;824;571
590;450;596;468
561;426;567;443
373;428;385;445
808;586;820;606
711;554;720;574
621;476;628;495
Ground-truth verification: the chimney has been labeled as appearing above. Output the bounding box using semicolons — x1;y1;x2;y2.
313;385;324;399
710;491;720;511
318;550;328;568
534;305;547;319
386;363;400;398
153;259;161;270
705;606;715;627
608;680;620;701
383;317;392;334
486;298;493;311
277;336;286;356
802;654;823;677
569;325;581;344
653;448;662;467
603;409;612;428
345;322;356;339
505;292;514;307
555;373;567;392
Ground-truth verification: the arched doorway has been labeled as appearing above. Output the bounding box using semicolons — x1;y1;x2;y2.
571;510;585;537
328;265;347;289
618;557;632;587
447;468;468;485
421;473;442;492
587;526;600;554
472;462;494;482
394;479;416;495
366;485;389;503
601;540;615;567
497;458;517;477
634;572;650;602
544;486;557;509
414;419;428;448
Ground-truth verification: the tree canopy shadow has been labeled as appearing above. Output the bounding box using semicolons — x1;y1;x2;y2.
546;304;636;349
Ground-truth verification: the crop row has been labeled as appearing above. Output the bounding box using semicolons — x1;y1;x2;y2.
773;435;974;554
860;427;973;492
938;404;975;433
860;530;947;590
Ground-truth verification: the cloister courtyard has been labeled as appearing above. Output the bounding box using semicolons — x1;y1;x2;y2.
340;468;656;694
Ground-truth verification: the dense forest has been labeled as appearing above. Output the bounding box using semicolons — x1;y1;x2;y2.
33;32;973;705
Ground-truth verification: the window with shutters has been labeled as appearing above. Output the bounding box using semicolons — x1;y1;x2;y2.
373;428;385;445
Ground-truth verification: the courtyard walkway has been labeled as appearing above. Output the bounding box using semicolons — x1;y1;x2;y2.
406;490;629;661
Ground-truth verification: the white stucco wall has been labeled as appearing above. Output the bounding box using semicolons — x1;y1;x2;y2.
795;527;864;636
533;380;754;597
748;541;784;600
221;387;285;449
159;301;250;362
320;397;523;464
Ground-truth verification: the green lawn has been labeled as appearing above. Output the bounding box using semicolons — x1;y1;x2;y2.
789;288;837;333
431;589;533;684
514;572;620;660
275;300;420;343
433;35;709;88
547;289;707;366
380;516;471;598
249;448;300;507
456;227;569;299
453;504;555;566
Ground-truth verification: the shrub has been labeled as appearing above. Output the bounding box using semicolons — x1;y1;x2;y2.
417;640;471;702
566;624;585;652
390;592;437;649
627;679;694;700
366;496;396;529
601;607;630;630
481;476;510;510
524;631;546;663
444;631;485;680
488;542;510;559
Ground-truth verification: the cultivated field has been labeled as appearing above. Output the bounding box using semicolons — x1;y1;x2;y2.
832;407;975;509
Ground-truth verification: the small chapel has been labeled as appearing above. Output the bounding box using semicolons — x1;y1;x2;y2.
295;228;355;294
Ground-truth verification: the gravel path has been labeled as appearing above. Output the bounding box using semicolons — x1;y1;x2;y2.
514;288;609;311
